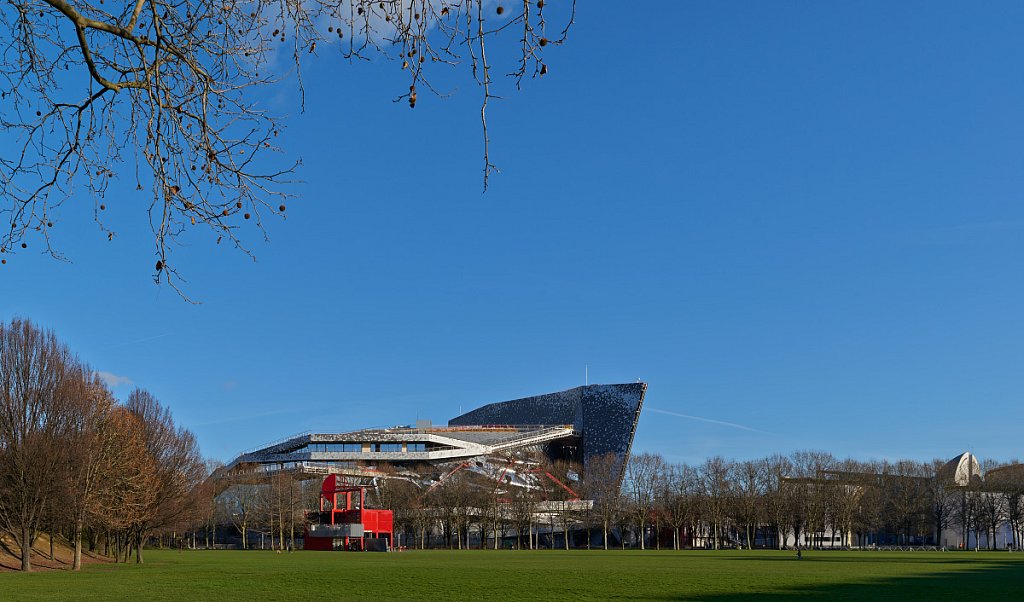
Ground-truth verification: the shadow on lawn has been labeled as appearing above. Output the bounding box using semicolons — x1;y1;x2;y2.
649;556;1024;601
677;551;1012;565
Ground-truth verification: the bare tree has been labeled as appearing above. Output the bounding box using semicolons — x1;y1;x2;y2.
89;406;155;560
852;474;884;547
924;458;957;548
541;459;580;550
194;459;224;549
976;459;1005;550
124;387;205;562
697;456;733;550
0;0;576;291
661;462;696;550
789;451;834;549
828;459;868;549
762;454;792;549
479;474;506;550
61;368;140;570
254;471;296;550
625;452;664;551
953;483;979;549
378;475;423;549
0;318;75;571
507;479;539;550
881;460;929;546
399;465;433;549
427;468;471;549
255;481;273;550
733;460;764;550
219;481;260;549
580;452;622;550
0;319;205;569
990;463;1024;550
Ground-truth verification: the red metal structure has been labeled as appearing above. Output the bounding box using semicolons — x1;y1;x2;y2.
522;467;581;501
304;474;394;551
489;459;582;503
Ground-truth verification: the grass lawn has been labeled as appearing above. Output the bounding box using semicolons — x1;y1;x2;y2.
4;549;1024;600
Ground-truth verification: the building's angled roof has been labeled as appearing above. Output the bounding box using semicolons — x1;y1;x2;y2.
938;452;981;486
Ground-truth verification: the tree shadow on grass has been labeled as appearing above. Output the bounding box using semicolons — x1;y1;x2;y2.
678;551;1010;565
646;556;1024;601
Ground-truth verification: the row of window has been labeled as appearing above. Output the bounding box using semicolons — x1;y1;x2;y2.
302;443;363;453
300;442;430;453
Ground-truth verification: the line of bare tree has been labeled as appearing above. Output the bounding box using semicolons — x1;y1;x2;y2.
612;451;1024;552
211;470;315;551
215;451;1024;553
0;318;206;571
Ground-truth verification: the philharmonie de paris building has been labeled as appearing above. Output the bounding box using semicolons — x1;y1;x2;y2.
223;383;647;496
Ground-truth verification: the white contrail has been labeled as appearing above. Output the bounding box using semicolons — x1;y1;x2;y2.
646;407;766;434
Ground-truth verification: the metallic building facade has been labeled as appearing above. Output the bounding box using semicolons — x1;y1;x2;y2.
449;383;646;484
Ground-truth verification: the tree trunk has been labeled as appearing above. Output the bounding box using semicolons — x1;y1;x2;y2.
21;523;31;571
73;519;84;571
603;520;608;550
136;531;145;564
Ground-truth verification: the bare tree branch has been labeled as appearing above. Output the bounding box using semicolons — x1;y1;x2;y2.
0;0;574;296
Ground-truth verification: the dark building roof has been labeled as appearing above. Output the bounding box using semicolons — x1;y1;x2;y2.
448;383;646;485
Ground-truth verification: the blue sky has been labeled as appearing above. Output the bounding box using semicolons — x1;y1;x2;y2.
2;1;1023;466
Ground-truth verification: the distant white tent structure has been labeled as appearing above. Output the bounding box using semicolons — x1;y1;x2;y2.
937;452;982;486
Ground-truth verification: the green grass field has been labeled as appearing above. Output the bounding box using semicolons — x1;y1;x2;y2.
5;549;1024;601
